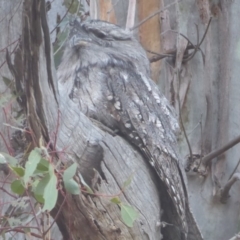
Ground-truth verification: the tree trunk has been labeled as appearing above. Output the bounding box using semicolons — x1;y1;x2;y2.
0;1;163;239
1;0;240;240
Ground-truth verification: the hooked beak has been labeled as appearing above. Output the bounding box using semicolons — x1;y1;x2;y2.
69;35;92;48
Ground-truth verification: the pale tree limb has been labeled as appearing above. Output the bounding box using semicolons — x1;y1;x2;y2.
228;158;240;180
220;173;240;203
126;0;136;29
12;1;163;239
149;17;211;64
130;0;181;31
228;233;240;240
202;135;240;165
89;0;98;19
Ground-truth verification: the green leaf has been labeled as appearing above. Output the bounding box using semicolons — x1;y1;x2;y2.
34;175;49;198
64;179;80;195
0;152;17;166
2;76;13;88
63;0;80;14
23;227;31;234
10;166;25;177
110;197;121;205
42;173;58;211
120;204;139;227
2;76;16;97
63;163;81;195
37;158;49;171
1;231;6;240
57;28;69;44
8;217;22;227
123;175;133;188
32;179;40;190
78;173;93;194
34;173;58;211
34;194;45;204
11;180;25;195
0;153;6;164
24;148;42;185
32;180;44;203
63;163;78;181
58;17;70;28
34;158;50;174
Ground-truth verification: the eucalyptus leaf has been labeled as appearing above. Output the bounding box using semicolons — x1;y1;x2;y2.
24;148;42;185
11;180;25;195
0;152;17;166
120;204;139;228
64;178;80;195
63;162;77;181
42;173;58;211
10;166;25;177
110;197;121;205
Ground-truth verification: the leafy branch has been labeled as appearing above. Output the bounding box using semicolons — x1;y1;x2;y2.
0;147;139;238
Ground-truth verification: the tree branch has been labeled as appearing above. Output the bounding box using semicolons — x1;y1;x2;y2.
220;173;240;203
228;233;240;240
202;135;240;165
130;0;181;31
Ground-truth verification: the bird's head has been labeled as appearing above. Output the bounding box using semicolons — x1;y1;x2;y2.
69;19;132;48
66;19;150;73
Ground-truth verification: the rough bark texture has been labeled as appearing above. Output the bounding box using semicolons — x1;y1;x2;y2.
19;2;163;239
1;0;240;240
159;1;240;239
57;19;204;240
1;1;160;239
1;0;202;239
0;0;62;239
137;0;161;82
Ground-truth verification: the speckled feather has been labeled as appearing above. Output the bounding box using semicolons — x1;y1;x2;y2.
58;19;188;239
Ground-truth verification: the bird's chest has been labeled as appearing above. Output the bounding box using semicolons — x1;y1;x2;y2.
70;68;120;130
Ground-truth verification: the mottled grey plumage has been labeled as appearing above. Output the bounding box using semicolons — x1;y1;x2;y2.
57;19;198;239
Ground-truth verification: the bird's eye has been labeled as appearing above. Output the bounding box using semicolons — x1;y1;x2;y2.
90;28;107;39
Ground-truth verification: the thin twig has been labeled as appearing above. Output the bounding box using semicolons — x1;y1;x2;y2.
0;187;17;198
169;30;205;61
53;109;61;151
0;131;12;155
26;191;42;235
0;42;18;71
183;17;212;63
202;135;240;165
50;0;74;34
146;49;171;57
3;228;42;238
9;0;23;23
149;44;197;63
150;17;211;64
228;232;240;240
220;173;240;203
107;0;121;15
199;115;203;169
177;71;193;163
0;38;20;52
53;23;69;56
228;158;240;180
130;0;181;31
43;194;67;236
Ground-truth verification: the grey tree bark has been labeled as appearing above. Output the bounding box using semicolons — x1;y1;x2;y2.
0;1;163;239
159;1;240;240
1;0;240;240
